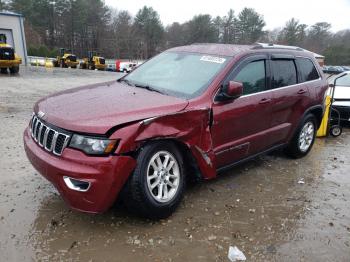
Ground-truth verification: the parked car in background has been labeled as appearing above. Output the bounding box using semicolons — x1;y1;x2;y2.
328;71;350;123
116;60;136;73
106;63;116;72
323;65;344;75
24;43;328;219
341;66;350;71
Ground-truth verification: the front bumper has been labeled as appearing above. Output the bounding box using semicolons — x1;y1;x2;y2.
95;64;107;70
66;61;79;67
23;127;136;213
0;59;21;67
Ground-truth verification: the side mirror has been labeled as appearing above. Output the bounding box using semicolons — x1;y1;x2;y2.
217;81;243;101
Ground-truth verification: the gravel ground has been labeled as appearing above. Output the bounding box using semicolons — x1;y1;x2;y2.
0;66;349;262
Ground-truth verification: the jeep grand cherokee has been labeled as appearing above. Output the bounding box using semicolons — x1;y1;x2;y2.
24;43;328;218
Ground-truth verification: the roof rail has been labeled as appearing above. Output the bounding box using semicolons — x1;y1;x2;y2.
253;43;304;51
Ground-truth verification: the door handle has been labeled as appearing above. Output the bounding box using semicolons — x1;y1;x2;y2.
259;98;271;104
297;89;307;94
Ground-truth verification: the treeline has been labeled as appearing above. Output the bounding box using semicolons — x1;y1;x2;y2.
1;0;350;64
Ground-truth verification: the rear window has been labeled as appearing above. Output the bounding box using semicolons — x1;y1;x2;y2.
271;60;297;88
296;57;319;82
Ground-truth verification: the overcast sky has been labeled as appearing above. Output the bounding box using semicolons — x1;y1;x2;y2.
105;0;350;32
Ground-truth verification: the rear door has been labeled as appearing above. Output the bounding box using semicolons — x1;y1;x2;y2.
268;55;312;146
212;55;273;168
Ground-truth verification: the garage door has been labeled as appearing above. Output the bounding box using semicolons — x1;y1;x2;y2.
0;29;14;48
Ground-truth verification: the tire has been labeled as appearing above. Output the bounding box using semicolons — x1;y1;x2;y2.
330;125;342;137
123;141;186;219
71;65;77;69
61;60;67;68
285;114;317;158
1;68;7;74
9;66;19;74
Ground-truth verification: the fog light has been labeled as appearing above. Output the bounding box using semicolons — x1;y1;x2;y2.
63;176;91;192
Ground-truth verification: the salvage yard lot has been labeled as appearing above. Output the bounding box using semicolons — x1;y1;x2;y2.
0;67;349;261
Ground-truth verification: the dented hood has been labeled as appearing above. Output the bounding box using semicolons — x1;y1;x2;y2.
34;81;189;134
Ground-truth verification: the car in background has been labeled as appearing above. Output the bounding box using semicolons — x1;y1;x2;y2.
323;66;344;75
328;71;350;123
341;66;350;71
106;63;116;72
116;60;136;73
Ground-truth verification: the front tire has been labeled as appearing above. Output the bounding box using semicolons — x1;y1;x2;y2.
9;66;19;74
285;114;317;158
123;141;186;219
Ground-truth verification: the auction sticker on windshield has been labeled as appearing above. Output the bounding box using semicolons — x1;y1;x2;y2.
200;56;226;64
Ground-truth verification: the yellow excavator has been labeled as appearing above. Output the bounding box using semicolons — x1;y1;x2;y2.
0;34;22;74
53;48;79;68
80;51;106;70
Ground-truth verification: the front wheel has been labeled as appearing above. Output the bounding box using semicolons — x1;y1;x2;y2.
285;114;317;158
123;141;186;219
10;66;19;74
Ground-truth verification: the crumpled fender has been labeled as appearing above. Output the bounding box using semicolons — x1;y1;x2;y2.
109;108;217;180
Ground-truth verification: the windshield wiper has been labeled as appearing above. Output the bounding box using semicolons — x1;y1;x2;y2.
118;78;135;87
134;84;164;95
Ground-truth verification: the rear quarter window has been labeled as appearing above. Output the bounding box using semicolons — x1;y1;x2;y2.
296;57;320;82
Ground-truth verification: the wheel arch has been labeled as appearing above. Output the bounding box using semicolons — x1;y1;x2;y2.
305;105;324;129
134;138;204;183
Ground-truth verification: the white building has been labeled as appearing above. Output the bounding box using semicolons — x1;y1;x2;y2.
0;11;27;65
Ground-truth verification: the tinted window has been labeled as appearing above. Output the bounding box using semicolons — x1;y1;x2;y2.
271;60;297;88
296;58;319;82
234;60;266;95
336;74;350;87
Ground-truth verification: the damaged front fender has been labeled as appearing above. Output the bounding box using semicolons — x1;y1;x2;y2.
109;108;217;180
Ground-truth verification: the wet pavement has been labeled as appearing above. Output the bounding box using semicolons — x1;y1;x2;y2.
0;67;349;261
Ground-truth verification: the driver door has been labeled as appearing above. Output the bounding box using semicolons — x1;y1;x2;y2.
211;55;273;168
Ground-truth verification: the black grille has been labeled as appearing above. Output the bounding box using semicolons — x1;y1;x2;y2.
0;48;15;60
46;130;55;149
55;134;66;154
30;115;70;156
100;58;105;64
39;126;47;145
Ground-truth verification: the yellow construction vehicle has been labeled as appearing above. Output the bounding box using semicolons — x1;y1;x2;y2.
0;34;22;74
80;51;106;70
53;48;79;68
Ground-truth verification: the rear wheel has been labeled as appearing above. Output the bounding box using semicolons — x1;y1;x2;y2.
123;141;186;219
285;114;317;158
9;66;19;74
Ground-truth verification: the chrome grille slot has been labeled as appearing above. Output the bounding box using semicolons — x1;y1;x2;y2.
30;115;70;156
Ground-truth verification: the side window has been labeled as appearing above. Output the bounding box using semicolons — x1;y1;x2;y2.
271;60;297;88
296;57;319;82
336;74;350;87
233;60;266;95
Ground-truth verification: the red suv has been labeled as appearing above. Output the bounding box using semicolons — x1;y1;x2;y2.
24;43;328;218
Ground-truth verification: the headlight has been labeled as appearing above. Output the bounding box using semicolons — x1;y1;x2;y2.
69;134;118;155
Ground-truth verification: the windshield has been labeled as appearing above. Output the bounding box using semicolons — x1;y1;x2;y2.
123;52;230;99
